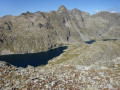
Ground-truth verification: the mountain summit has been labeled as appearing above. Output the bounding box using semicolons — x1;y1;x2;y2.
57;5;67;13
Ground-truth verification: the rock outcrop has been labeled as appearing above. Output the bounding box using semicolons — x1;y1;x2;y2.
0;5;120;55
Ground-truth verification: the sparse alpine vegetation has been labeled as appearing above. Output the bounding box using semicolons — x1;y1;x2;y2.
0;5;120;89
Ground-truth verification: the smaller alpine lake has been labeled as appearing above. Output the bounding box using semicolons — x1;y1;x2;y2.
85;39;117;44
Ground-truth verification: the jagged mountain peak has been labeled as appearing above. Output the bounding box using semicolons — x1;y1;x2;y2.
72;8;80;11
71;8;82;14
57;5;67;13
21;11;33;15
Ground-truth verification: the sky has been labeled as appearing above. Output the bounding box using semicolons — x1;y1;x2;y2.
0;0;120;17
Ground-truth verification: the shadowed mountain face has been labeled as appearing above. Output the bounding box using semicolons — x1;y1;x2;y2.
0;5;120;55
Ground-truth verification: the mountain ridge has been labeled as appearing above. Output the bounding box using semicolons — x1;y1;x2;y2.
0;5;120;55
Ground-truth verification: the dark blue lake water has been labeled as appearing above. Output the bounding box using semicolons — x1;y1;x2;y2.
85;39;117;44
102;39;117;41
85;40;96;44
0;46;67;68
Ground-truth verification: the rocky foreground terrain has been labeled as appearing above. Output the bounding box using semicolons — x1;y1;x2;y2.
0;40;120;89
0;5;120;89
0;58;120;90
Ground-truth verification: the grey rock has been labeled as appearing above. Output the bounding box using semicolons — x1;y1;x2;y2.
0;6;120;55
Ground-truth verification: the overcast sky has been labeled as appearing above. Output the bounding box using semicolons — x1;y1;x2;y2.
0;0;120;17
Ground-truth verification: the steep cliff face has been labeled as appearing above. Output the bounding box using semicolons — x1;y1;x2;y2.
0;5;120;54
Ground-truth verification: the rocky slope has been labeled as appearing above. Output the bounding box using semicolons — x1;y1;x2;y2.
0;40;120;89
0;5;120;55
49;40;120;65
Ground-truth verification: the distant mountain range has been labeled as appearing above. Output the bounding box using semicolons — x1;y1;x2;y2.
0;5;120;55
